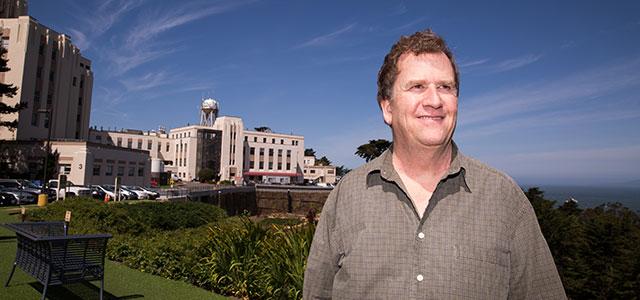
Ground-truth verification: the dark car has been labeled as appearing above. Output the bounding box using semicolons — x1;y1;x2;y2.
0;192;18;206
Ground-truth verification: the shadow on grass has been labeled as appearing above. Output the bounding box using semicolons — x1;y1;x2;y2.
23;281;143;300
0;236;16;244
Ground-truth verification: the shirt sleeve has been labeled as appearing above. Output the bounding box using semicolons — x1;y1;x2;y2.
509;192;567;300
303;184;342;300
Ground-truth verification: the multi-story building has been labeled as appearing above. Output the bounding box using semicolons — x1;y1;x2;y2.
0;15;93;141
243;129;304;184
49;140;150;186
0;0;27;19
303;155;337;184
88;106;307;185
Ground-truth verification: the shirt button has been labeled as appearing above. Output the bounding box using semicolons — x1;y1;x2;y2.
418;232;425;239
417;274;424;282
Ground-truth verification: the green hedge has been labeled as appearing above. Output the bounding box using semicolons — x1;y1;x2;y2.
27;198;227;235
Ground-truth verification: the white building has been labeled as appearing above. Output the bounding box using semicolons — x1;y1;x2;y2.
303;155;337;184
0;14;93;141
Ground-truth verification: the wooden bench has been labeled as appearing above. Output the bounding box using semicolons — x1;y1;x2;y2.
4;221;112;300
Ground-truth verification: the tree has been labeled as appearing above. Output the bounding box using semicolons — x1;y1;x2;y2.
336;165;351;177
198;168;215;182
254;126;272;133
304;148;316;157
355;139;391;162
316;156;331;166
0;45;23;130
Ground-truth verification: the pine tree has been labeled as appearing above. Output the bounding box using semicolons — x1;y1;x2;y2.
0;44;24;130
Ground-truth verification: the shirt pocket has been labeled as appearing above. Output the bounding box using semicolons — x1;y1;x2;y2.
451;244;510;296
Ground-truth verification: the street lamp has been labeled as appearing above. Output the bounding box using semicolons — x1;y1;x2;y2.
37;108;52;193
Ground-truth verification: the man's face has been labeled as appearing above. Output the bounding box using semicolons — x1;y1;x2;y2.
380;52;458;150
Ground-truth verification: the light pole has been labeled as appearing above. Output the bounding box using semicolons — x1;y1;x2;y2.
37;108;52;193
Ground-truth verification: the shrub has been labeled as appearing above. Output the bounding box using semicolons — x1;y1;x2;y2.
27;199;227;235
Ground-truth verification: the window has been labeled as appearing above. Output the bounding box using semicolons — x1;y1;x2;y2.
259;161;264;169
59;164;71;175
281;139;284;144
127;138;132;148
259;148;264;156
250;147;255;155
269;149;274;157
128;167;135;176
249;161;254;168
272;138;275;144
138;167;144;176
269;162;273;169
166;143;170;152
253;137;257;142
286;163;291;170
327;170;335;174
93;165;101;176
117;166;124;176
137;139;142;149
287;150;291;157
278;149;282;157
105;165;113;176
310;169;316;174
147;140;152;150
263;138;266;143
95;135;102;141
117;138;122;147
277;162;282;170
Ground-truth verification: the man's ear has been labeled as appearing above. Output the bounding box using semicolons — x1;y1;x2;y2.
380;99;393;126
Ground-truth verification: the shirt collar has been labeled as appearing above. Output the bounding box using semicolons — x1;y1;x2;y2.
367;141;471;193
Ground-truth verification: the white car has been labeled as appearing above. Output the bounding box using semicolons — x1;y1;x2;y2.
125;186;159;200
122;186;148;199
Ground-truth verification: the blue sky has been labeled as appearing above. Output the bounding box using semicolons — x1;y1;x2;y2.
30;0;640;186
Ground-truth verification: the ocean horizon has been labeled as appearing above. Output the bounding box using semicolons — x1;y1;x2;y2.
521;185;640;212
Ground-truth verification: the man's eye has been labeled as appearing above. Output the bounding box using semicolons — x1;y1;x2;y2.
410;84;424;90
438;84;452;90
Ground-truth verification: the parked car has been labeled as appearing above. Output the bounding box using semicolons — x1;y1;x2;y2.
123;185;158;200
0;179;56;198
94;185;117;199
100;184;137;200
48;179;92;197
0;192;18;206
0;188;36;204
90;186;106;200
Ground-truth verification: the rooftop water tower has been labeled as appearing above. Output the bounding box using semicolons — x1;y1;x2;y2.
200;97;219;127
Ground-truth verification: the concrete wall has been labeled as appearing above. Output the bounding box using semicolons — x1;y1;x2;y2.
194;186;330;216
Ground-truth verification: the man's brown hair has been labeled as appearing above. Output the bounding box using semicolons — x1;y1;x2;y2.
377;29;459;106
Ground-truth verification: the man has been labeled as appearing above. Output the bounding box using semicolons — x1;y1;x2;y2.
303;30;566;299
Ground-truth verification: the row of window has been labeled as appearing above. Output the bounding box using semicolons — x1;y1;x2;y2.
303;169;335;174
92;165;145;177
249;147;291;158
248;161;291;171
245;136;300;146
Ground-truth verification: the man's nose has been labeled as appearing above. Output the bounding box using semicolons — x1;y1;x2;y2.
421;84;443;108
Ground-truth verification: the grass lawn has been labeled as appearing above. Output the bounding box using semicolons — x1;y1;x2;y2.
0;205;227;300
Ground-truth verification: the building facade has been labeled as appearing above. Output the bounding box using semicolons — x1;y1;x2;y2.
50;141;150;186
243;129;304;184
0;15;93;141
303;155;337;184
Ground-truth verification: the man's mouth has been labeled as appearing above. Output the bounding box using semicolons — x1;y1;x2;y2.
418;116;444;120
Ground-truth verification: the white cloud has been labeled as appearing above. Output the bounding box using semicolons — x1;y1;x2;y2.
459;57;640;130
490;54;542;73
294;23;357;49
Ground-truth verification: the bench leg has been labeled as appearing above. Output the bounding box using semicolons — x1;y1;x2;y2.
100;277;104;300
4;262;17;287
41;269;51;300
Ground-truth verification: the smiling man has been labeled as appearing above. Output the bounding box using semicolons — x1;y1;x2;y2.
303;30;566;299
